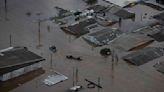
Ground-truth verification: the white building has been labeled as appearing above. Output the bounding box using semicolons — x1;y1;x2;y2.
0;47;45;81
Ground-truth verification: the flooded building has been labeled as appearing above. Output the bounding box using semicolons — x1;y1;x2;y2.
61;18;97;37
123;47;164;66
111;33;154;51
83;28;122;46
0;47;45;81
154;61;164;74
1;0;164;92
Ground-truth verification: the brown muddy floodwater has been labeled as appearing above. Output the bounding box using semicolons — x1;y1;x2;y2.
0;0;164;92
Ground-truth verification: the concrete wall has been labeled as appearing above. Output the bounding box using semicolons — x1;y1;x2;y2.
0;62;43;81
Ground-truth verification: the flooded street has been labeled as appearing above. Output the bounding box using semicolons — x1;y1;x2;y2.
0;0;164;92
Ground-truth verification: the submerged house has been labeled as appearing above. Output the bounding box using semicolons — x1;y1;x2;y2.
86;4;135;26
133;25;164;42
0;47;45;81
83;28;122;46
103;0;139;7
61;18;97;37
138;0;164;11
154;61;164;74
108;5;135;19
123;47;164;66
153;11;164;23
111;33;154;51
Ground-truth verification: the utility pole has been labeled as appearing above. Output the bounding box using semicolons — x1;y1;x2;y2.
72;66;79;86
9;34;12;47
111;48;115;80
50;53;53;71
75;67;79;84
118;17;122;28
4;0;8;20
73;66;75;86
97;77;100;92
36;13;42;48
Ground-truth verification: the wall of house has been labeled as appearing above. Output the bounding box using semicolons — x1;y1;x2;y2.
0;62;43;81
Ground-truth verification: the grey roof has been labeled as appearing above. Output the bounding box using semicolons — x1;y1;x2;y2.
102;12;119;21
87;4;135;19
55;6;72;19
83;28;122;46
132;26;160;36
154;61;164;74
140;1;164;11
87;5;107;13
149;31;164;42
123;47;164;66
108;5;135;19
0;47;45;75
153;12;164;21
113;9;135;19
104;0;139;7
84;23;105;32
111;33;154;51
135;25;164;42
61;18;97;36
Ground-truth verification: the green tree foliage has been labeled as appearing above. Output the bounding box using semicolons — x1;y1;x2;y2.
100;48;111;57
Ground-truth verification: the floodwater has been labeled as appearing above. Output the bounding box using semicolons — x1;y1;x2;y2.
0;0;164;92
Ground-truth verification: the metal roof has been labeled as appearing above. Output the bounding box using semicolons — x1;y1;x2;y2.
83;28;122;46
111;33;154;51
154;61;164;74
61;18;97;36
87;5;107;13
0;47;45;75
153;12;164;21
123;47;164;66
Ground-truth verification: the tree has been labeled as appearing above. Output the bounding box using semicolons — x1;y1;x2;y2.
84;0;98;5
100;48;111;57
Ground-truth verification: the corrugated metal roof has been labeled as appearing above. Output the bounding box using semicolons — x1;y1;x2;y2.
149;31;164;42
111;33;154;51
83;28;122;46
61;18;97;36
154;61;164;74
153;12;164;21
123;47;164;66
0;47;45;75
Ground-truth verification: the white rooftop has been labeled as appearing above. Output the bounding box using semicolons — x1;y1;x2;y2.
104;0;139;7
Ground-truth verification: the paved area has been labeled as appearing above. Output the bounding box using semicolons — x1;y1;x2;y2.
0;0;164;92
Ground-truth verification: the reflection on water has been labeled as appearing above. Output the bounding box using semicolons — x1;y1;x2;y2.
0;68;45;92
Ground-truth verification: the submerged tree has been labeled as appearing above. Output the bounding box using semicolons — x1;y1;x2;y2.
100;48;111;57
